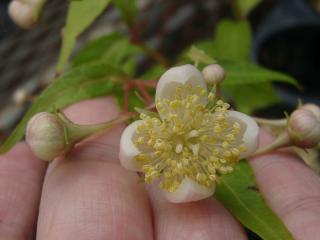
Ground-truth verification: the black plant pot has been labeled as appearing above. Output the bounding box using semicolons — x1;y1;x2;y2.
253;0;320;108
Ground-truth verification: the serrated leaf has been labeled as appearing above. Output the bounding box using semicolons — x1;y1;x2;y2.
112;0;137;27
212;20;252;62
0;64;123;154
57;0;112;73
215;160;294;240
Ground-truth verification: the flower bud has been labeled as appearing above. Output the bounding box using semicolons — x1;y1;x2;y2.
300;103;320;121
25;111;125;161
202;64;226;85
9;1;37;29
13;89;29;105
288;108;320;148
9;0;46;29
26;112;68;161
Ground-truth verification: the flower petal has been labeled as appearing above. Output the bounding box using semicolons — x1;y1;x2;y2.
155;64;207;102
226;110;259;158
164;177;215;203
119;120;144;171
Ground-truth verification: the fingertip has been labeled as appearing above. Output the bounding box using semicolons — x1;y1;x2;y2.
1;142;46;171
0;142;46;239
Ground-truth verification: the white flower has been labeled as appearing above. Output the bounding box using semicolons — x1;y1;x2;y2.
119;64;259;203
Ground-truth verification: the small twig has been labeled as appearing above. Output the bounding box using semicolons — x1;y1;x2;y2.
254;117;287;127
137;79;157;89
135;81;153;105
253;132;291;156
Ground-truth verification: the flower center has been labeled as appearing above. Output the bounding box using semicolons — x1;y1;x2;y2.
132;84;246;192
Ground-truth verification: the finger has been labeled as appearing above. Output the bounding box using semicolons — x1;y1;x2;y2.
0;142;46;239
37;97;153;240
148;184;247;240
251;130;320;240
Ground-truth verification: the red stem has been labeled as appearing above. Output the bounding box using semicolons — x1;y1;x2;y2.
137;79;157;88
135;81;153;105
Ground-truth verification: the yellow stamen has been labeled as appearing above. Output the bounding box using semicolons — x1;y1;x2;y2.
132;84;246;191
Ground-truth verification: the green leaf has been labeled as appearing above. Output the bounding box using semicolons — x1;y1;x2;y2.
140;65;165;80
220;60;299;87
220;60;298;113
57;0;112;73
212;20;252;62
187;41;299;113
0;64;123;154
215;160;294;240
224;83;279;113
112;0;137;27
71;32;123;67
71;33;142;75
236;0;261;17
187;46;216;65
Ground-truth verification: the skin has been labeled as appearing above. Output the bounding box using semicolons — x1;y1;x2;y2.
0;97;320;240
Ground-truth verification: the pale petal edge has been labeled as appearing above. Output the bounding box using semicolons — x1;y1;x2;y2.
155;64;207;102
227;110;259;158
164;177;215;203
119;120;144;171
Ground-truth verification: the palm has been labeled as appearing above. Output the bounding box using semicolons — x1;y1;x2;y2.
1;98;320;240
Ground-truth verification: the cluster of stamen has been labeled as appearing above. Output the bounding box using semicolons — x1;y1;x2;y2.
132;84;246;192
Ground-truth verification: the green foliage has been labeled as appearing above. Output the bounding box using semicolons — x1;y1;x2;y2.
71;33;142;75
140;65;166;80
220;60;298;87
212;20;252;62
190;19;298;113
236;0;262;17
219;59;298;112
112;0;137;27
1;33;146;153
0;64;122;154
71;33;123;67
215;160;294;240
224;83;279;114
187;46;216;66
57;0;112;73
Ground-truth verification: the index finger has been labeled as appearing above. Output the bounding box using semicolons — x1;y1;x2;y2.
36;97;153;240
251;130;320;240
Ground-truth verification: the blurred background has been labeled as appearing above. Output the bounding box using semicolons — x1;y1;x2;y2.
0;0;319;142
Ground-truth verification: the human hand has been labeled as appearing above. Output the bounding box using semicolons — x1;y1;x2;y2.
1;97;320;239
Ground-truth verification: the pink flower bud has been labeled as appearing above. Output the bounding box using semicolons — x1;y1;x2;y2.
288;108;320;148
9;1;37;29
201;64;226;85
301;103;320;121
8;0;46;29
